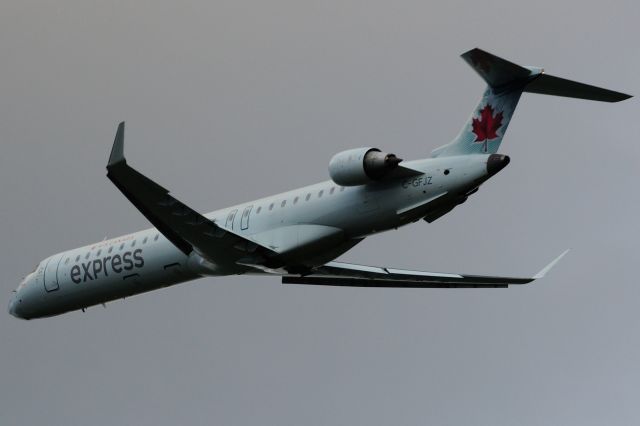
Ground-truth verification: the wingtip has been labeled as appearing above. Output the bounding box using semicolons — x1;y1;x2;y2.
107;121;126;167
460;47;482;58
533;249;570;280
613;92;633;102
595;90;633;102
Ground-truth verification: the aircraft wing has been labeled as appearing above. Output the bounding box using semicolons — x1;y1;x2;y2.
106;122;279;267
282;250;568;288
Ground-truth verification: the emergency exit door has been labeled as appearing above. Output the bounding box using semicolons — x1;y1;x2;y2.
240;206;252;230
43;253;63;292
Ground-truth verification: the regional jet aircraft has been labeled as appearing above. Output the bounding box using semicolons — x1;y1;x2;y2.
9;48;631;319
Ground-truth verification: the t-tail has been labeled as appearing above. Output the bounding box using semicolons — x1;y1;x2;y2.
432;48;631;157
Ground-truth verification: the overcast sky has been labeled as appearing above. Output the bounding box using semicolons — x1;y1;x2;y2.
1;1;639;425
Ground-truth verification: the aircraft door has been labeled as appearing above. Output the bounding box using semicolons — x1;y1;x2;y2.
240;206;252;230
225;209;238;230
43;253;64;292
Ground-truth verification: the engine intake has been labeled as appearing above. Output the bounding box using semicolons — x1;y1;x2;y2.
328;147;403;186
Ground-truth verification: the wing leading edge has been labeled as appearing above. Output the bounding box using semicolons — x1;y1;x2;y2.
282;250;569;288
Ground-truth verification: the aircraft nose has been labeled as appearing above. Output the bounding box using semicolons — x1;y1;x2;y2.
8;294;17;317
486;154;510;177
8;291;26;319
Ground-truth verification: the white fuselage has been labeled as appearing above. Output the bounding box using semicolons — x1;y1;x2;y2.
10;155;491;319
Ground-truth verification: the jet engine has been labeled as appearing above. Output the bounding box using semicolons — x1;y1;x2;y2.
328;147;403;186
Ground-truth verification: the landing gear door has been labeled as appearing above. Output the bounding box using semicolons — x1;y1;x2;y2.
43;254;63;292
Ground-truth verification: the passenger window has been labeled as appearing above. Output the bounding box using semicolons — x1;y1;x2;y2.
108;247;113;253
269;203;274;211
64;258;69;265
85;253;90;260
76;255;80;262
96;250;101;256
143;237;148;244
305;193;311;201
131;240;136;247
120;243;125;250
154;234;159;241
318;190;324;198
294;196;299;204
330;187;335;195
340;186;345;192
256;206;262;214
281;200;286;208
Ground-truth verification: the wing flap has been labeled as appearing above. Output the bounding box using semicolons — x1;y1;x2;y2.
282;276;509;288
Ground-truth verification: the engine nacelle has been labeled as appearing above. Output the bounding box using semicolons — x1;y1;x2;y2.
328;147;402;186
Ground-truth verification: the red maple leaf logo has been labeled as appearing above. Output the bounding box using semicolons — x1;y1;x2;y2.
472;104;503;152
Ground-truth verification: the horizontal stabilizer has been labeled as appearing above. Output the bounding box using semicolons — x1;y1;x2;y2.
461;48;535;88
525;74;631;102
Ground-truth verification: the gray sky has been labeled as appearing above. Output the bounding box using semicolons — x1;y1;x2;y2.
1;1;639;425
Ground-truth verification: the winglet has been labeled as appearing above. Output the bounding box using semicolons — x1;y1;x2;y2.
108;121;126;167
533;249;570;279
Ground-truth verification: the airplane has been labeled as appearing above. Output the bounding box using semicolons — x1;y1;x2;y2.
9;48;631;319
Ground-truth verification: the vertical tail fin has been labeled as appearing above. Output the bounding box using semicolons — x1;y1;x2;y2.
432;48;631;157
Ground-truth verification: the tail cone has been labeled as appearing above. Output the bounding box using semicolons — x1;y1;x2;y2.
487;154;510;176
